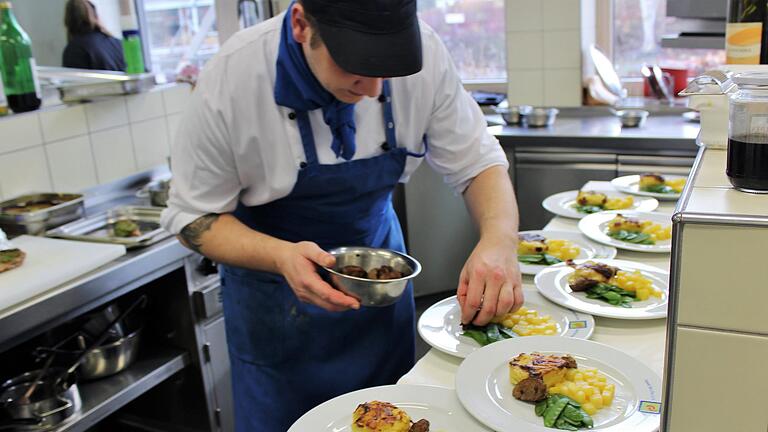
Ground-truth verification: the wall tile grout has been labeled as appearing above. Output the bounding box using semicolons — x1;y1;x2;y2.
81;104;101;188
35;112;56;192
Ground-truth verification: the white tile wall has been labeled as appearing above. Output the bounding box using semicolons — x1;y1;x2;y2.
39;105;88;142
131;117;170;170
0;147;53;197
543;30;581;69
161;84;192;114
507;70;544;105
0;112;42;154
506;0;542;32
85;98;129;132
544;68;583;106
541;0;582;30
0;84;186;199
506;0;585;107
91;126;137;184
125;92;165;123
507;31;544;70
45;136;98;192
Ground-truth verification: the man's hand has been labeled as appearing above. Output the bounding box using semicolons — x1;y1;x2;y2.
457;235;523;326
276;241;361;312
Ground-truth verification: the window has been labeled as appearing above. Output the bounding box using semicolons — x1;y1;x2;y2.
142;0;219;81
417;0;507;82
613;0;725;78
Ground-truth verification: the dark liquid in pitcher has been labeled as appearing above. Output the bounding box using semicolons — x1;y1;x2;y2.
7;92;41;113
727;136;768;192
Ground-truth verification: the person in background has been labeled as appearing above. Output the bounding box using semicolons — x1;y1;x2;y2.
62;0;125;71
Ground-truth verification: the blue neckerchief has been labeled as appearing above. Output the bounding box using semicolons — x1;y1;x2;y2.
274;5;356;160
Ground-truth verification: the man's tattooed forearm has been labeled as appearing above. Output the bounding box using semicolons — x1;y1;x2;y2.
180;214;220;253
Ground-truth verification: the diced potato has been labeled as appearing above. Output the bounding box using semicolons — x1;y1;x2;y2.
575;391;587;404
590;393;604;409
582;402;597;415
602;389;614;406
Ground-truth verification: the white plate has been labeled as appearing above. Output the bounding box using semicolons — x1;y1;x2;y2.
455;336;663;432
611;174;686;200
417;288;595;358
534;259;669;320
578;211;672;253
517;230;617;275
288;384;491;432
542;190;659;219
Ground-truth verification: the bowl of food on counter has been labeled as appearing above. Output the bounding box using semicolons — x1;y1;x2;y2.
494;104;532;125
615;109;649;128
526;107;559;127
323;246;421;307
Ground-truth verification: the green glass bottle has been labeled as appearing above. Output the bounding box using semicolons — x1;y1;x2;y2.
0;1;41;113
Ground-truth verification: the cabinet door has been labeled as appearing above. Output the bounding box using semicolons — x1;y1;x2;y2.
203;317;234;432
514;153;617;230
665;327;768;432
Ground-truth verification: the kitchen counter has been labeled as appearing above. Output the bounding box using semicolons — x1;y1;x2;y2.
490;109;700;156
401;180;674;389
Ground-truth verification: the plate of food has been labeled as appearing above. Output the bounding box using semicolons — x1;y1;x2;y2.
0;229;25;274
287;384;491;432
534;259;669;320
455;337;662;432
417;288;595;358
542;190;658;220
577;211;672;253
611;173;687;200
517;230;617;275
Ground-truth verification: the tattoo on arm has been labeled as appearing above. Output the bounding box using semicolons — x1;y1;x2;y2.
180;214;220;253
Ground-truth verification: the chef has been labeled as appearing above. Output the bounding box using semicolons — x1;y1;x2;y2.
161;0;523;430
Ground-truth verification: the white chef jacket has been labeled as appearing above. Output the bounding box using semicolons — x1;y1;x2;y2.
160;12;509;235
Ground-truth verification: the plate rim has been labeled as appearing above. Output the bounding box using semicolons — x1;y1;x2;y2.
577;210;672;253
288;383;491;431
610;174;685;200
533;258;669;320
455;336;663;432
542;190;660;220
416;290;596;358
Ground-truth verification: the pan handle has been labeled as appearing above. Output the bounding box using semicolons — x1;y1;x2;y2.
33;397;73;418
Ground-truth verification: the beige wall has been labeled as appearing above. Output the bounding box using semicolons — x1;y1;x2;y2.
505;0;593;107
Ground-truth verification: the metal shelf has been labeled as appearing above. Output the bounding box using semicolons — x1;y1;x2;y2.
53;347;189;432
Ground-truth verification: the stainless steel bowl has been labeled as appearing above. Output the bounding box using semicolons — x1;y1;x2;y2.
494;105;532;125
616;109;649;128
147;180;170;207
322;247;421;307
526;108;559;127
78;329;141;380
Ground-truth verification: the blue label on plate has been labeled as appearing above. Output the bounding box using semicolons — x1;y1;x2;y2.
568;320;588;329
639;401;662;414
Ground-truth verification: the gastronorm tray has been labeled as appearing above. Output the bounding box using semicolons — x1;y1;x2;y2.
46;206;170;249
38;66;156;102
0;193;85;236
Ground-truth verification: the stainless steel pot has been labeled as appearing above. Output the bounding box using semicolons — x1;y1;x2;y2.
136;179;170;207
0;368;81;430
78;329;141;380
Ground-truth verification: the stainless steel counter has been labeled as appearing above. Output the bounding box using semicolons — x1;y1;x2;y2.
490;110;700;156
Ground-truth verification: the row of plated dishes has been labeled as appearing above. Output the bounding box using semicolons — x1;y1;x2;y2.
289;173;684;432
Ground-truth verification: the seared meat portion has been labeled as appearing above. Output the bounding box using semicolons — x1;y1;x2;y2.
0;249;25;273
367;265;404;280
567;260;619;292
519;233;547;243
639;173;665;188
409;419;430;432
518;233;548;255
513;377;548;402
576;190;607;206
608;214;644;233
340;265;368;278
561;355;578;369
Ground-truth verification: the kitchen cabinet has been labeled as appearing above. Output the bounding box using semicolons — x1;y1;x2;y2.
514;152;617;230
663;147;768;432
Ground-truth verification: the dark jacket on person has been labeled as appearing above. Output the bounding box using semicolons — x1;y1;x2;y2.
63;31;126;71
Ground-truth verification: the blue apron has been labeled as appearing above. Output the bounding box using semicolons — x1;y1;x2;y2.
220;81;424;432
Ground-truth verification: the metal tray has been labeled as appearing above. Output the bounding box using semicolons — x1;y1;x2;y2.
46;206;170;249
38;66;156;102
0;193;85;236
